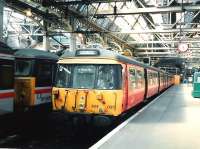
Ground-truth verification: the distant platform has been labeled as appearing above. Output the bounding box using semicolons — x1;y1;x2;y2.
91;84;200;149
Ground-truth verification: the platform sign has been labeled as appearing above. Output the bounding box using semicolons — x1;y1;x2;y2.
177;43;188;53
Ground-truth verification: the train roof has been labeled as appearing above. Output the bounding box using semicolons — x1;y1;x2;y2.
14;48;59;60
0;41;16;55
61;48;163;72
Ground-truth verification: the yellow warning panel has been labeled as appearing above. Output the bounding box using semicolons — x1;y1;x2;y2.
14;77;35;111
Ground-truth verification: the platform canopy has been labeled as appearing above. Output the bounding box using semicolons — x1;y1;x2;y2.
3;0;200;74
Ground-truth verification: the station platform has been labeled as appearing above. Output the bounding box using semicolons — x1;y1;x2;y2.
91;84;200;149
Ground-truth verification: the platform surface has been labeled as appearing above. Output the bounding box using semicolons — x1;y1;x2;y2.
96;85;200;149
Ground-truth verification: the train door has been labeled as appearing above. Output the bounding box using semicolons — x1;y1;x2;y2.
34;60;54;107
165;75;167;88
146;69;159;98
0;58;14;115
158;72;161;93
160;73;164;91
127;65;145;109
14;59;35;111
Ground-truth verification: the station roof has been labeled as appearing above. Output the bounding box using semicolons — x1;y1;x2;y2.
4;0;200;74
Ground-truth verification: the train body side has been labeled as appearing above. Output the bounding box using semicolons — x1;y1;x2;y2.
125;64;145;111
0;49;15;115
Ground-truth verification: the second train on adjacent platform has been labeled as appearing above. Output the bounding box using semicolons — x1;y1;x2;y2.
14;48;59;112
52;48;174;125
0;42;59;115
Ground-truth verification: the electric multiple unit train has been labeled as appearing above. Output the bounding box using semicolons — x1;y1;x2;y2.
52;48;174;125
0;41;173;125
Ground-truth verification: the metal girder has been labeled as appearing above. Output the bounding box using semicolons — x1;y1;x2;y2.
136;50;200;54
95;5;200;16
5;0;134;50
43;0;131;6
129;40;200;44
0;0;4;41
135;47;200;50
136;52;174;55
133;0;170;48
45;27;200;34
135;53;200;58
137;55;177;58
136;50;199;52
136;52;200;56
167;0;176;6
5;0;66;29
111;28;200;34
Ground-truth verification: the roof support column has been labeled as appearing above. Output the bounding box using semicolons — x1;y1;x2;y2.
0;0;4;42
70;17;76;50
43;20;49;51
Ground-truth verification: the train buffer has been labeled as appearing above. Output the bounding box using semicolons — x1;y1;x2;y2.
90;85;200;149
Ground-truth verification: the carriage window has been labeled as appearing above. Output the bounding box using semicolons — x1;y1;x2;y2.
15;60;32;76
155;73;158;84
0;63;13;90
36;63;53;87
160;74;164;84
148;72;153;85
129;67;136;89
152;73;157;85
137;70;144;88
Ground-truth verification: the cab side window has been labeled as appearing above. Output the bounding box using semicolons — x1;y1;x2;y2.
36;62;54;87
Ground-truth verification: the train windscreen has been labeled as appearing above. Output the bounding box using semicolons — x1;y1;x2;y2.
15;60;32;76
55;64;122;89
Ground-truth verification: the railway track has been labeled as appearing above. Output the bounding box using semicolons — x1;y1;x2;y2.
0;91;164;149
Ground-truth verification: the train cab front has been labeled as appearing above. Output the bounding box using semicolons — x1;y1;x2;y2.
14;59;35;112
52;63;124;126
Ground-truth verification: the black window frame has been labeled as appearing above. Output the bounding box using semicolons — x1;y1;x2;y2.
35;60;55;87
15;58;34;77
0;59;14;90
55;64;122;90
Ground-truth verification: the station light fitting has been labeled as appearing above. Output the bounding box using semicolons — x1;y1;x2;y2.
25;8;32;17
177;42;189;53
